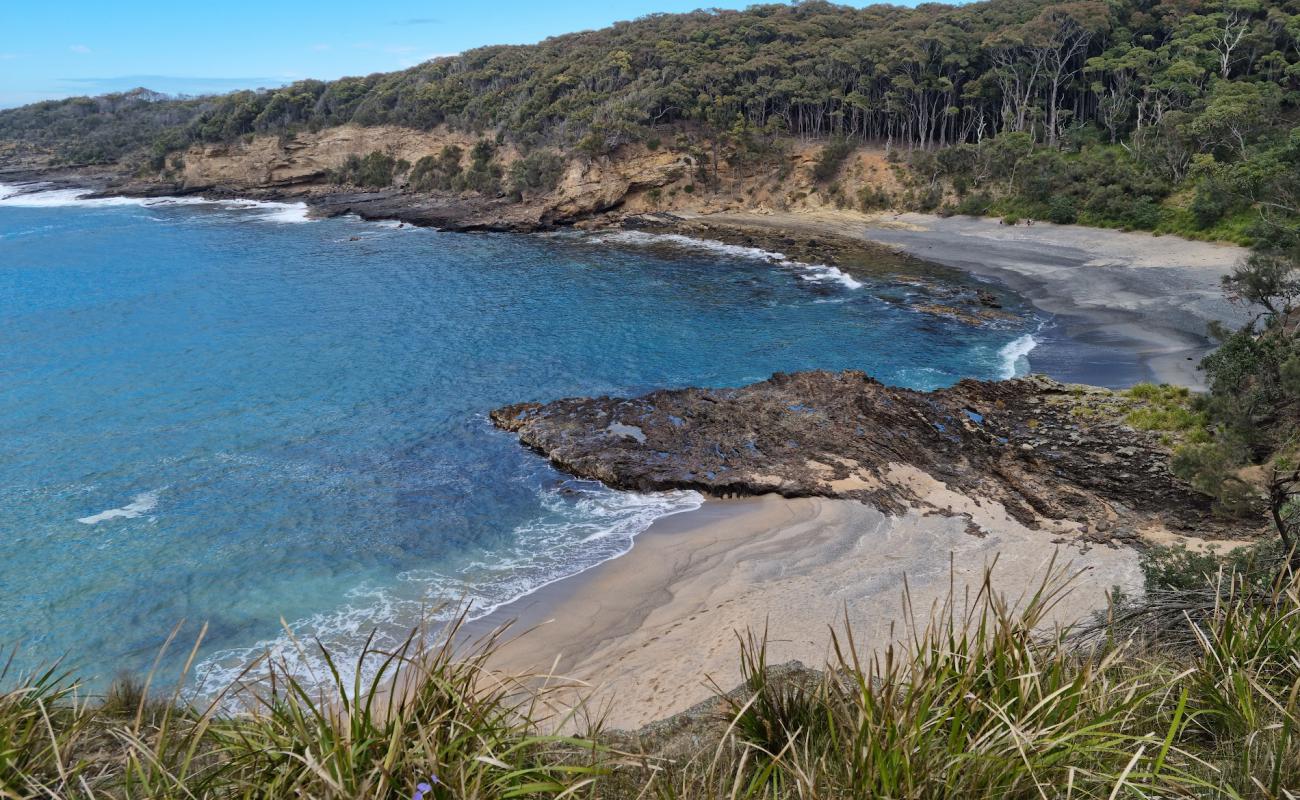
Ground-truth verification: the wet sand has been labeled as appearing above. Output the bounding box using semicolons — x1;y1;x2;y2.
480;495;1142;730
680;210;1250;390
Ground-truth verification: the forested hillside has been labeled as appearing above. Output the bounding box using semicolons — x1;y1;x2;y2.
2;0;1299;243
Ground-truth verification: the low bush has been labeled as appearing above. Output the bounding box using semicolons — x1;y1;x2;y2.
409;145;464;192
332;150;405;188
811;138;854;183
509;150;566;199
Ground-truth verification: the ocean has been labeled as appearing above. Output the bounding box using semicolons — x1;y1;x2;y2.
1;183;1049;695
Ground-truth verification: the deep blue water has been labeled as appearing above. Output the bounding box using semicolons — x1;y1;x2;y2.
0;184;1039;693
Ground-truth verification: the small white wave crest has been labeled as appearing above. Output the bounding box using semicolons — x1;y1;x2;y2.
0;182;310;223
191;486;702;702
798;264;863;290
586;229;865;291
998;333;1038;379
77;490;160;524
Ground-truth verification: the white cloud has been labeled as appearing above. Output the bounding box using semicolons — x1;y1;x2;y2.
310;43;331;52
69;44;91;54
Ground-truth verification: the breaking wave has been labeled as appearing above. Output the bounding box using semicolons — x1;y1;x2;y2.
191;484;702;701
585;229;864;291
998;333;1039;379
77;490;160;524
0;182;311;223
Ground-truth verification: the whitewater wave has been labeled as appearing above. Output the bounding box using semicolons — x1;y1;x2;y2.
798;264;863;290
191;484;702;701
77;490;160;524
998;333;1038;379
587;229;864;291
0;182;311;223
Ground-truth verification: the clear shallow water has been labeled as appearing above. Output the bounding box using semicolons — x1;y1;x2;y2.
0;183;1037;694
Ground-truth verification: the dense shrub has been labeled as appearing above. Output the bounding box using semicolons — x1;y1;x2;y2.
509;151;566;199
1045;194;1078;224
811;138;854;183
956;191;993;216
333;150;404;188
457;139;503;195
408;145;463;192
1190;179;1233;229
857;185;893;212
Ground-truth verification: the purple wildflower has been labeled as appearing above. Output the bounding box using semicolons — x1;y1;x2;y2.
413;774;440;800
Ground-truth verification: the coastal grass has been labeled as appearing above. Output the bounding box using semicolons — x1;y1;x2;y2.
0;616;609;799
6;559;1300;798
1119;383;1210;445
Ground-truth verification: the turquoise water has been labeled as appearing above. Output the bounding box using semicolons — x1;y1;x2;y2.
0;184;1038;693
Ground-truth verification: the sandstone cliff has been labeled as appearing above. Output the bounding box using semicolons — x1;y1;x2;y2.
2;124;911;231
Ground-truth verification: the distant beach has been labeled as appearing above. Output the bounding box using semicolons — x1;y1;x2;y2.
673;209;1250;390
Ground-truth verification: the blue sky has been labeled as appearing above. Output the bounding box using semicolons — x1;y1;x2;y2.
0;0;939;108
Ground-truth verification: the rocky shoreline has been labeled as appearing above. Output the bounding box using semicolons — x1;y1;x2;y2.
492;370;1259;547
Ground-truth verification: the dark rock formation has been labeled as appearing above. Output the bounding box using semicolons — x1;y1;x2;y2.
492;371;1256;543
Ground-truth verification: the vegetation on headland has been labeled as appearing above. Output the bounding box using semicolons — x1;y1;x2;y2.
3;0;1300;245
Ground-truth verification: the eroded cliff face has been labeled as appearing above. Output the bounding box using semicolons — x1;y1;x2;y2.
178;125;502;189
492;371;1261;547
74;124;910;230
2;120;916;230
162;124;708;228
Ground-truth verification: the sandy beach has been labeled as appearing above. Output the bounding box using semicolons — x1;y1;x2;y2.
482;495;1144;730
470;216;1253;731
680;210;1251;390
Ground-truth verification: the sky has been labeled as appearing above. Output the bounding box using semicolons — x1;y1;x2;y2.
0;0;938;109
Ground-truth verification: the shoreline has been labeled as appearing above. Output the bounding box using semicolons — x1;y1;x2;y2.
666;210;1251;391
475;495;1145;731
4;177;1250;729
4;177;1251;392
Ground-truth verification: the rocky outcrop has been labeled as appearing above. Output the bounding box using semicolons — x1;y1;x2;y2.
2;124;914;232
492;371;1257;544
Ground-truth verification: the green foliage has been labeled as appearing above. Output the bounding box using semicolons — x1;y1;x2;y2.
509;150;566;199
0;616;606;798
1122;382;1209;442
1174;245;1300;550
332;150;402;188
458;139;503;194
15;564;1300;797
1138;539;1283;594
955;191;993;216
811;138;854;183
408;144;463;192
857;185;893;212
0;0;1298;242
1191;179;1235;229
652;564;1300;797
1045;193;1078;224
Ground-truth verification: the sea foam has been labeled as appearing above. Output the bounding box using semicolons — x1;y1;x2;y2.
77;490;160;524
191;485;702;703
587;229;865;291
0;182;311;223
998;333;1039;379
